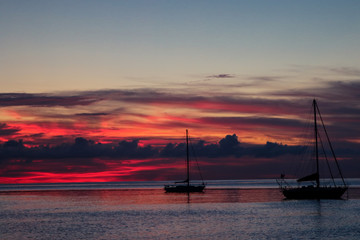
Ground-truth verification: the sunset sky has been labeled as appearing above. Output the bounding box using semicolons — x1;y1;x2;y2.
1;0;360;183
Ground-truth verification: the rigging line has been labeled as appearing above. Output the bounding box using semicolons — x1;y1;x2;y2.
293;104;313;178
189;137;205;184
318;130;336;186
297;105;315;178
315;103;347;186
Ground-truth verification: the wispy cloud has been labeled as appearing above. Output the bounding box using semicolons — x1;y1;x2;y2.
1;80;359;146
207;74;236;79
328;67;360;77
247;76;283;82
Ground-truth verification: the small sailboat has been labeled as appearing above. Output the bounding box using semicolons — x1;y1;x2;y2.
278;99;348;199
164;130;206;193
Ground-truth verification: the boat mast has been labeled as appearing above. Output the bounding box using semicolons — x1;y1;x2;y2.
186;129;190;188
313;99;320;188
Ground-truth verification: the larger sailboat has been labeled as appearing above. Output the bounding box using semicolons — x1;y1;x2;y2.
164;130;206;193
278;99;348;199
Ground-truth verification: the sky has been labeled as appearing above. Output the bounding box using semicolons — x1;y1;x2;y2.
0;0;360;183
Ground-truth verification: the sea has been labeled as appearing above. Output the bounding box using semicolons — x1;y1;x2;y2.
1;179;360;240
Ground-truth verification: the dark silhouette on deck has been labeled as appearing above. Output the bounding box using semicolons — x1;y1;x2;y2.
277;99;348;199
164;130;205;193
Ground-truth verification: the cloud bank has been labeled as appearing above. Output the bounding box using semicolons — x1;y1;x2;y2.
0;74;359;183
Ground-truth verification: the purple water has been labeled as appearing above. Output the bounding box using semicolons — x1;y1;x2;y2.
1;180;359;239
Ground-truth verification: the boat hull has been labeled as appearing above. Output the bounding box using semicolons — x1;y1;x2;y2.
164;184;205;193
281;186;348;199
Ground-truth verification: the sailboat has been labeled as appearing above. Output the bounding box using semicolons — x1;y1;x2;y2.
278;99;348;199
164;129;206;193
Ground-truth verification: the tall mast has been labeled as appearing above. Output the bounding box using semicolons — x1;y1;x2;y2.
313;99;320;188
186;129;190;187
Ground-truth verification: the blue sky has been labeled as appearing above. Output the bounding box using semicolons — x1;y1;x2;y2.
1;0;360;92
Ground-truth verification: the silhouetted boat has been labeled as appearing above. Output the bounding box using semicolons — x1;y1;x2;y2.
277;99;348;199
164;130;205;193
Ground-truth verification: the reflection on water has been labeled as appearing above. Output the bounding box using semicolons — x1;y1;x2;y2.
0;188;284;207
1;187;360;239
2;178;360;191
1;187;358;210
2;186;357;206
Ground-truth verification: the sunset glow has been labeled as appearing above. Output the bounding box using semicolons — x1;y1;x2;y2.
1;1;360;183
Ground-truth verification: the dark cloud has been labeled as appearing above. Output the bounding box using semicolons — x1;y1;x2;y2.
271;80;360;102
2;85;354;121
200;116;304;129
1;131;355;163
0;93;96;107
1;79;359;114
207;74;235;79
0;137;157;161
0;134;302;161
1;133;359;180
326;81;360;99
25;133;45;138
76;113;109;116
0;123;21;136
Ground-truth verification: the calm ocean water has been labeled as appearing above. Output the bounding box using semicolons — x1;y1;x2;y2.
1;179;360;240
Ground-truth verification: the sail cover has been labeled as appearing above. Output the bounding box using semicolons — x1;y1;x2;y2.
297;173;318;182
175;179;189;184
